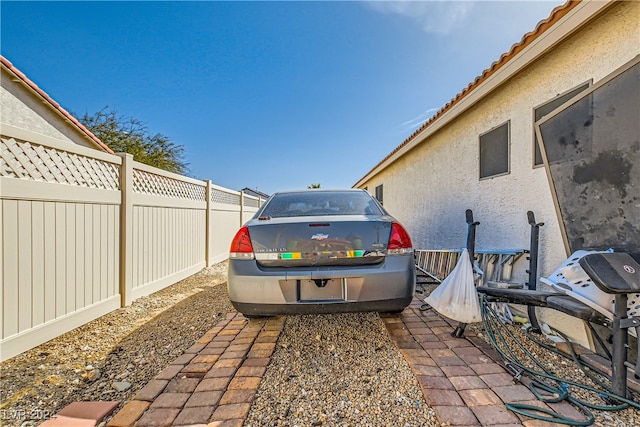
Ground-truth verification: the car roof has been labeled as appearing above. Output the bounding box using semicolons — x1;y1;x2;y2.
270;189;368;196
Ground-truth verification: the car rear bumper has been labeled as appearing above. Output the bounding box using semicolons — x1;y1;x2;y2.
232;297;412;316
227;255;415;316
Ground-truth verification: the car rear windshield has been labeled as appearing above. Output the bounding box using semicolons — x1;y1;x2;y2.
260;192;384;218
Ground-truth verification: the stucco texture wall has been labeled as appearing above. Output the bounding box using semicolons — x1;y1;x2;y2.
363;1;639;280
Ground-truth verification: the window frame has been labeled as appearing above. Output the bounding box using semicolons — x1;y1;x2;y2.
479;120;510;180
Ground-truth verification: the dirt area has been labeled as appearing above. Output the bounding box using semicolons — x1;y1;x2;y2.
0;262;232;427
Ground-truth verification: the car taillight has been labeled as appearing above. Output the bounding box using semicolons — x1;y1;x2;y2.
230;226;255;260
387;222;413;255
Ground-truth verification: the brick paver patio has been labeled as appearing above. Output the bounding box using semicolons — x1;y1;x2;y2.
383;298;587;427
99;299;585;426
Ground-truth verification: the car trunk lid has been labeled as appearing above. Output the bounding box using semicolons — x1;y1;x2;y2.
248;217;391;267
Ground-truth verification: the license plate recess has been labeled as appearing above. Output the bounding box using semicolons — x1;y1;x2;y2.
299;278;346;302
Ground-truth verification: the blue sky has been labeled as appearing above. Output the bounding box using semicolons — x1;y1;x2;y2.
1;1;560;195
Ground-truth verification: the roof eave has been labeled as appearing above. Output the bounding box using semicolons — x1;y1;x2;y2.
1;56;114;154
354;0;613;188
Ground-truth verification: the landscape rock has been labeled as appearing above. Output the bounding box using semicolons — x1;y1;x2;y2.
112;381;131;392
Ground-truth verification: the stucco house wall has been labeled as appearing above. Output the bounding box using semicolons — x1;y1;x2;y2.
355;1;639;344
1;62;109;151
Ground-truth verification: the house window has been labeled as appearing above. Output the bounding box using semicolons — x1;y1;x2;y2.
479;121;510;179
533;82;591;166
375;184;383;205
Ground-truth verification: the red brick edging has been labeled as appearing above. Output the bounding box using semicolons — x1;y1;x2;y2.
107;313;284;427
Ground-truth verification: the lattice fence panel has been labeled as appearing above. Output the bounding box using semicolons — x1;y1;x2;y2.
1;136;120;189
133;169;206;200
211;188;240;205
243;195;260;208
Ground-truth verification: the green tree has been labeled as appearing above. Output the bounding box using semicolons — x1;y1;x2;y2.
79;107;189;175
308;183;321;189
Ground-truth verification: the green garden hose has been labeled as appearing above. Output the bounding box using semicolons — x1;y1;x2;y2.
479;296;640;425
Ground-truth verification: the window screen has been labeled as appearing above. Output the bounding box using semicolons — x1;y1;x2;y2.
479;122;509;179
533;82;590;166
536;59;639;252
375;184;383;205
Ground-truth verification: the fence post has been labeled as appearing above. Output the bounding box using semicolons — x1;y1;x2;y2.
205;180;212;267
117;153;134;307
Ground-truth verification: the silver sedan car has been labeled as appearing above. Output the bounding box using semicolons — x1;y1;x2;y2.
228;189;415;317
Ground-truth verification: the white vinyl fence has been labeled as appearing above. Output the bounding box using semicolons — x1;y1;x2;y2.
0;125;265;360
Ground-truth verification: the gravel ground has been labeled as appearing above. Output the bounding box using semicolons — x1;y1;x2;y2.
244;313;439;427
0;261;232;427
466;315;640;427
